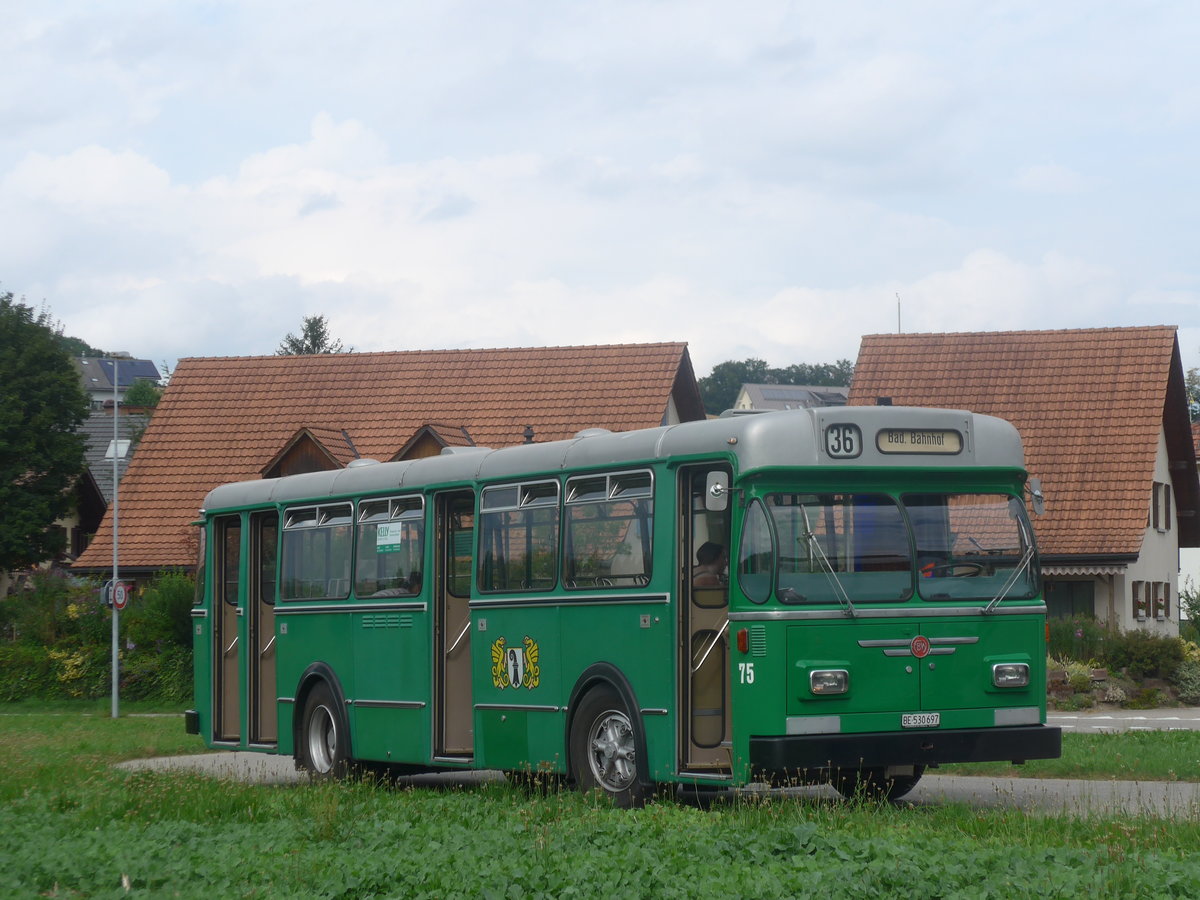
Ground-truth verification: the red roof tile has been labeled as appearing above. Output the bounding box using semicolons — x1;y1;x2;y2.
76;343;700;571
848;326;1198;559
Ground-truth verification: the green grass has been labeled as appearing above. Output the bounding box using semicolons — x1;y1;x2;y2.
4;707;1200;898
941;729;1200;781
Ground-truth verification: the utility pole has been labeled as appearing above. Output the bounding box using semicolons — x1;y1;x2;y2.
111;356;120;719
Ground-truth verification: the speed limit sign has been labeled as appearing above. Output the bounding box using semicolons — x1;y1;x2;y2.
113;582;130;611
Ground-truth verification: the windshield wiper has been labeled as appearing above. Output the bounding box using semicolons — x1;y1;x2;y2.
799;507;856;618
982;544;1035;615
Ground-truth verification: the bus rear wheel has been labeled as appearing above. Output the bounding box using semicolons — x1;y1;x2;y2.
570;686;649;808
831;766;924;801
297;682;349;779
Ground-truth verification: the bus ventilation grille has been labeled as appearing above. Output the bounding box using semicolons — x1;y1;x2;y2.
750;625;767;657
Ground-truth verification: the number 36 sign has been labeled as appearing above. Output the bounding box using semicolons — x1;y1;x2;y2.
824;424;862;459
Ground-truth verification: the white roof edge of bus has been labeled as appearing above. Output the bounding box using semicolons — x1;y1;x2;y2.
200;407;1026;512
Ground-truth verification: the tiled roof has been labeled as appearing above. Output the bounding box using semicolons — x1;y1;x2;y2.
74;343;700;571
79;409;151;503
848;326;1199;559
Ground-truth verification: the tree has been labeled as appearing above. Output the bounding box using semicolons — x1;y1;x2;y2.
276;315;352;355
1187;366;1199;423
123;378;163;408
698;357;855;416
0;293;89;571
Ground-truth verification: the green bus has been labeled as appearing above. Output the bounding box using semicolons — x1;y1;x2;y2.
186;405;1060;804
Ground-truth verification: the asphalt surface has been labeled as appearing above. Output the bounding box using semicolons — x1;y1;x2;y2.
116;707;1200;817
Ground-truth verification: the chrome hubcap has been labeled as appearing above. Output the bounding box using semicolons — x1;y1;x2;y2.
306;704;337;773
588;709;637;792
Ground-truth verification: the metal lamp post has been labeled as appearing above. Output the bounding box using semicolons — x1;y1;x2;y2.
111;356;120;719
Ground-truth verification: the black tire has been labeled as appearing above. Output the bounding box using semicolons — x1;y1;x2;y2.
831;765;924;802
296;682;349;779
569;686;650;808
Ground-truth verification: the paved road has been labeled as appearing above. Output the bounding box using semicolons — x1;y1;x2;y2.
1049;708;1200;733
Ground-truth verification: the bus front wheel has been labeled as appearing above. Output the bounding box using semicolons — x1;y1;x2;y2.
569;686;649;808
297;682;349;779
832;765;924;801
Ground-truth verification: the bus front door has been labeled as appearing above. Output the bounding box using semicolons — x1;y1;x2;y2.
212;515;241;743
680;466;732;772
435;491;475;759
247;511;278;745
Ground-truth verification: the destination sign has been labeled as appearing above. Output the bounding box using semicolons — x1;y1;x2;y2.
876;428;963;455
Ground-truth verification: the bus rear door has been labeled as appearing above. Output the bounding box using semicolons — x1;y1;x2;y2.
434;491;475;759
210;512;278;747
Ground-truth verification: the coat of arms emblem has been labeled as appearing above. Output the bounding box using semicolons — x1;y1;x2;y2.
491;636;541;690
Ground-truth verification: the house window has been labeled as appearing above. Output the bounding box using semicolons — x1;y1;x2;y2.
1153;582;1171;620
1044;580;1094;619
1132;581;1148;620
1151;482;1172;532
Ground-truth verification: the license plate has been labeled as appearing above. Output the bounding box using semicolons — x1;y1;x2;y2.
902;712;940;728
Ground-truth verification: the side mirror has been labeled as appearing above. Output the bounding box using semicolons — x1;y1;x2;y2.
705;471;730;512
1028;478;1045;516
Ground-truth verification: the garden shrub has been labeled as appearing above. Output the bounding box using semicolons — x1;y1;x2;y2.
1101;629;1185;680
122;647;192;703
1125;688;1163;709
0;569;196;703
1067;672;1091;693
1173;659;1200;706
123;570;194;651
1047;616;1108;662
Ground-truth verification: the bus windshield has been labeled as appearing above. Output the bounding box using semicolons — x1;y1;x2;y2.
737;491;1037;605
747;493;913;605
905;493;1038;602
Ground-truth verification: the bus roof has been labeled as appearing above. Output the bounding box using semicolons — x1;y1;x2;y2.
201;406;1025;512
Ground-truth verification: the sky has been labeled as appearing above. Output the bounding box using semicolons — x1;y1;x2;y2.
3;1;1199;380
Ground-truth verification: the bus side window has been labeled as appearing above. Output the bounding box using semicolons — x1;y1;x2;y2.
737;499;773;604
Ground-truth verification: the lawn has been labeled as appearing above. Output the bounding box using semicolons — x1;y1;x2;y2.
3;706;1200;898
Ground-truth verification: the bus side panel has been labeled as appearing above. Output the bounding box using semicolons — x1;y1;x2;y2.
351;608;432;764
473;605;562;772
556;599;676;782
275;611;355;755
190;525;214;746
191;619;214;745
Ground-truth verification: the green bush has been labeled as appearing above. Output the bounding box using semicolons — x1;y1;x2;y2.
123;570;194;651
0;569;195;704
1180;620;1200;645
1047;616;1108;662
0;644;109;701
0;571;111;649
1174;659;1200;705
121;647;192;703
1068;672;1092;693
1101;629;1185;680
1125;688;1164;709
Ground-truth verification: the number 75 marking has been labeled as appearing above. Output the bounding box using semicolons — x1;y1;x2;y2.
738;662;755;684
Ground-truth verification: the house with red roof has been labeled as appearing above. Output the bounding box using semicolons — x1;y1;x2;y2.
849;326;1199;634
73;343;703;582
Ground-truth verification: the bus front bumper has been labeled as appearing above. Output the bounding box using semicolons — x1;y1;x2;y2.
750;725;1061;774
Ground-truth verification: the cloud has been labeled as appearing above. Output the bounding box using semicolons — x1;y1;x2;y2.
1012;164;1098;195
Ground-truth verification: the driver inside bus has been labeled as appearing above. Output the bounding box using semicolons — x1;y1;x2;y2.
693;542;728;587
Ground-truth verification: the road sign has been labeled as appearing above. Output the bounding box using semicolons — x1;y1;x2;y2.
113;582;129;611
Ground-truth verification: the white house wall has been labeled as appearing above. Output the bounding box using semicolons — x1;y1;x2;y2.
1117;429;1180;634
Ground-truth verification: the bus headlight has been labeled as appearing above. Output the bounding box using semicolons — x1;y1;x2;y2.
810;669;849;695
992;663;1030;688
